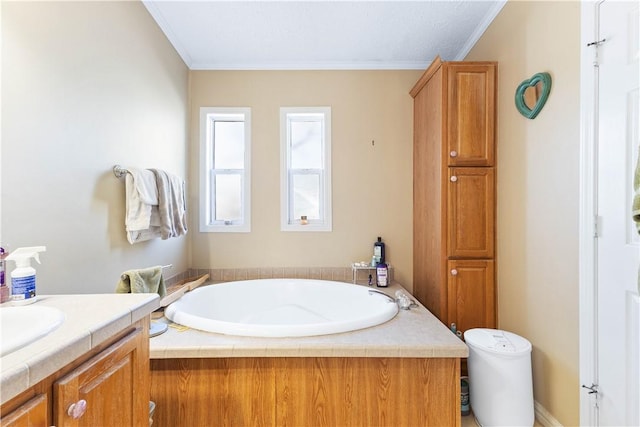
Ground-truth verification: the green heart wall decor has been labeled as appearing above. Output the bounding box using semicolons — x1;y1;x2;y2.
515;72;552;119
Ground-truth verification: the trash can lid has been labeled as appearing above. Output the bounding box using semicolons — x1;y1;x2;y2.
463;328;532;355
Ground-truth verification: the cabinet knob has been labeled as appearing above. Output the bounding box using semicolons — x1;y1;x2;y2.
450;150;458;158
67;399;87;419
450;176;458;182
451;269;458;276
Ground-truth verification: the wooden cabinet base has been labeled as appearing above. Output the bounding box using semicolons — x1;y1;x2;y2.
54;326;149;426
151;357;460;427
0;394;48;426
0;320;149;427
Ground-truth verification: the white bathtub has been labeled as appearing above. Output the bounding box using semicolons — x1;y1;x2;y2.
165;279;399;337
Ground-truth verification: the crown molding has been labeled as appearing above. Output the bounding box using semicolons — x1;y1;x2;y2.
454;0;506;60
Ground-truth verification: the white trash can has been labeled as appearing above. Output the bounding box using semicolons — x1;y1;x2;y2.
464;328;534;426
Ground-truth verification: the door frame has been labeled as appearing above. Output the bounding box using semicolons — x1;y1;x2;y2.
578;1;599;425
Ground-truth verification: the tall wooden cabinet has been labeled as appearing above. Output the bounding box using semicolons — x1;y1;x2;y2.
411;56;497;335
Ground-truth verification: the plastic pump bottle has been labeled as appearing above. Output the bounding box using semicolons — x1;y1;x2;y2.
6;246;46;305
376;262;388;288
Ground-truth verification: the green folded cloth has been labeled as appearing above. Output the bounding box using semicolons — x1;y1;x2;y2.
115;266;166;298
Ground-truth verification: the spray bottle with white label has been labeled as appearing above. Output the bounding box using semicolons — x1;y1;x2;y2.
6;246;46;305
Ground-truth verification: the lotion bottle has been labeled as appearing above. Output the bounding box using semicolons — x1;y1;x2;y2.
6;246;46;305
376;262;388;288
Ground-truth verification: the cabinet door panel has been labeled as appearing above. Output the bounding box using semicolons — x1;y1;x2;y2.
448;167;495;258
0;394;48;426
413;66;447;318
447;260;495;334
446;64;496;166
54;327;147;427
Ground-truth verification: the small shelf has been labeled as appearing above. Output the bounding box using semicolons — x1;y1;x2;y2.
351;263;393;285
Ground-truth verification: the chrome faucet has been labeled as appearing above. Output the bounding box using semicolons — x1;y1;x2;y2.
368;289;418;310
368;289;396;303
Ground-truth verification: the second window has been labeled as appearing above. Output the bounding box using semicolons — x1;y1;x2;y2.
280;107;332;231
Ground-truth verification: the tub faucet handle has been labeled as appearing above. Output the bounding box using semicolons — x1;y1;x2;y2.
395;291;411;309
394;290;418;310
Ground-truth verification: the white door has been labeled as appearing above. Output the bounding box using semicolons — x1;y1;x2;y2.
594;0;640;425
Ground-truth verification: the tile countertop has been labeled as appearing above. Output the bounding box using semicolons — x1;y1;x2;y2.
150;282;468;359
0;293;160;405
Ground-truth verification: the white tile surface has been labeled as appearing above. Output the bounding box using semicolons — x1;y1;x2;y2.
150;283;468;360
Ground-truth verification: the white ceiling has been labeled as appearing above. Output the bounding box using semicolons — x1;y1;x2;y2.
143;0;506;70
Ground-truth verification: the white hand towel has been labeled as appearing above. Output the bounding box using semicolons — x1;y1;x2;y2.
133;169;158;205
125;168;162;244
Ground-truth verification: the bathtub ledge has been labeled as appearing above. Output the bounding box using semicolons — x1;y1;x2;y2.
150;283;468;359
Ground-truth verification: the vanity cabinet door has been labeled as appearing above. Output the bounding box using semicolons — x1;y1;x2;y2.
448;167;495;259
447;260;495;335
446;63;496;167
0;393;48;426
53;326;148;427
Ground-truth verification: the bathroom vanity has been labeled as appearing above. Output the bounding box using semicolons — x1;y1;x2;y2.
149;282;467;427
0;294;159;426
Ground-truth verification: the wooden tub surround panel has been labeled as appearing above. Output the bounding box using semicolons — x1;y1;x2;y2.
150;357;460;427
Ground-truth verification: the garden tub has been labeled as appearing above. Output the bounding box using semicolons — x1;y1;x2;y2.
164;278;399;337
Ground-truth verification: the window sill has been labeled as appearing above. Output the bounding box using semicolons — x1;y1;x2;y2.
281;223;332;232
200;224;251;233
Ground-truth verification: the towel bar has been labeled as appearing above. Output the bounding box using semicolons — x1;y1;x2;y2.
120;264;173;281
113;165;128;178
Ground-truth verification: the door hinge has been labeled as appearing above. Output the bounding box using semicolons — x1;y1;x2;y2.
588;38;606;67
594;216;602;238
587;38;606;47
582;383;599;395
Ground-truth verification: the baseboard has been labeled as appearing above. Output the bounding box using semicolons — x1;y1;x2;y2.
535;401;563;427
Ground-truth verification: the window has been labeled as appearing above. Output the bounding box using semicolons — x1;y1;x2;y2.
280;107;332;231
200;107;251;232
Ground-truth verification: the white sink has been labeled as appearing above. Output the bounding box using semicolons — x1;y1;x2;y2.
0;305;65;357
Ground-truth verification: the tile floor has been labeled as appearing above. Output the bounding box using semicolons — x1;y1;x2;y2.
461;413;477;426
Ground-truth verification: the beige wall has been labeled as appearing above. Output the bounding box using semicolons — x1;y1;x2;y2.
1;1;582;421
1;1;189;294
466;1;581;425
189;70;420;288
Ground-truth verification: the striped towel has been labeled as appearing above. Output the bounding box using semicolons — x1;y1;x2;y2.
151;169;188;240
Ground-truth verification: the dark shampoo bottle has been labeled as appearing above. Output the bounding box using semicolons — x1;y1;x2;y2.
374;237;385;264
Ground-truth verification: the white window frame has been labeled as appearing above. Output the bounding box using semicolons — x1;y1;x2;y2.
280;106;332;232
199;107;251;233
